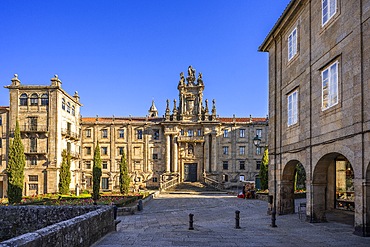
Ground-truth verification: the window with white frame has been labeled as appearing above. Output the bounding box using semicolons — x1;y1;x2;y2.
322;0;337;26
102;129;108;138
239;129;245;138
239;146;245;155
223;129;229;138
86;129;91;138
101;178;109;189
256;129;262;138
256;147;262;155
223;146;229;155
118;129;124;138
322;61;338;110
288;28;297;61
288;90;298;126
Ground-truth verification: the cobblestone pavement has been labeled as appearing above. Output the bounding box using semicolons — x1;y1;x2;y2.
92;193;370;247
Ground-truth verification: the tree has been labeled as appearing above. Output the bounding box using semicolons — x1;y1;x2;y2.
119;151;130;194
7;120;26;204
59;149;71;194
294;163;306;191
92;142;102;202
259;148;269;191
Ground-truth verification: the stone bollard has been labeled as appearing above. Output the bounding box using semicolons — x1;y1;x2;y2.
137;199;143;211
271;208;277;227
189;213;194;230
235;210;241;229
113;205;118;220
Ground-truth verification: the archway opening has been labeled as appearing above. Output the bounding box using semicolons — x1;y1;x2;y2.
312;153;354;224
280;160;306;215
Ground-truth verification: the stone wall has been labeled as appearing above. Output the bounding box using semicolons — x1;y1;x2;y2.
0;205;114;246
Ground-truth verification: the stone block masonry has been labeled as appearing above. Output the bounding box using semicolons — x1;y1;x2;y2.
0;206;115;246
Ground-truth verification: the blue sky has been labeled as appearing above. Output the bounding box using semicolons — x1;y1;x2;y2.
0;0;290;118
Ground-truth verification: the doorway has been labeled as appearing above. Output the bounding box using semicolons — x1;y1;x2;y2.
184;163;197;182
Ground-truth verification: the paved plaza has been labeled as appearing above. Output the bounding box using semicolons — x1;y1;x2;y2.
92;193;370;247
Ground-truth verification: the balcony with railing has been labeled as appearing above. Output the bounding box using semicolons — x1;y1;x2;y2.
20;125;48;132
24;148;47;155
177;136;204;143
61;128;80;140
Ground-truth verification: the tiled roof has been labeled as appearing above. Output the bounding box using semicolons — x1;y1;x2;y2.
82;116;164;123
218;117;267;123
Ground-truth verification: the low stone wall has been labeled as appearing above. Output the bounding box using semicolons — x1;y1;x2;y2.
0;206;114;247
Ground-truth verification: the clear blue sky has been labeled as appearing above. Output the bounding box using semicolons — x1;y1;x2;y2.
0;0;290;118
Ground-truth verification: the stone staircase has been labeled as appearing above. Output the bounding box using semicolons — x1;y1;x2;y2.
165;182;223;194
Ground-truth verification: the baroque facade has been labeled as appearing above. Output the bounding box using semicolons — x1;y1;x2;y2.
0;66;268;197
259;0;370;236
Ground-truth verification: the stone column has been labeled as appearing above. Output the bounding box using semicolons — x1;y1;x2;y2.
204;134;210;172
211;133;217;172
173;137;178;173
165;134;171;173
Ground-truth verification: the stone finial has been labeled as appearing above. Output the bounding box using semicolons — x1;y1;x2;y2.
73;91;80;102
11;74;21;86
51;74;62;86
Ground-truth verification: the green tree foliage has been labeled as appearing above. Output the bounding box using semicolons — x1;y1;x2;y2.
59;149;71;195
92;142;102;201
294;163;306;191
259;148;269;191
7;120;26;204
119;151;130;194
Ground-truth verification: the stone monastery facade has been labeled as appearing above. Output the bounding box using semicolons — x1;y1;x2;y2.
0;66;268;197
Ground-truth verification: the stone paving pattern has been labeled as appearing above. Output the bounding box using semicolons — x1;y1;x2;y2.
92;193;370;247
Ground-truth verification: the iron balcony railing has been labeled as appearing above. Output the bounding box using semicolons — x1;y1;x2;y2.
20;125;48;132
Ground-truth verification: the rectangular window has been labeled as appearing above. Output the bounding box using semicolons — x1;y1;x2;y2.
240;161;245;170
153;129;159;140
288;28;297;61
197;129;202;136
86;147;91;155
137;129;143;139
101;147;108;155
180;129;184;136
287;90;298;126
239;175;245;182
118;147;124;155
239;146;245;155
256;161;261;170
256;147;262;155
118;129;124;138
0;116;2;125
223;161;228;170
223;129;229;138
102;178;109;190
322;61;338;110
29;184;38;190
29;175;38;182
322;0;337;26
239;129;245;138
102;161;108;169
152;177;158;183
0;138;2;148
86;129;91;138
29;117;37;131
85;161;91;170
135;161;141;170
153;153;158;160
30;156;37;166
86;177;92;188
256;129;262;138
223;146;229;155
102;129;108;138
188;129;194;137
30;137;37;152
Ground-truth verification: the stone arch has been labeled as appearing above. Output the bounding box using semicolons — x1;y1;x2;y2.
363;162;370;236
312;152;354;223
279;159;305;214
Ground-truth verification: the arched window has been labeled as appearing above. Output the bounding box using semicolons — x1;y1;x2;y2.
67;102;71;113
41;94;49;106
30;93;38;106
71;106;75;116
62;98;65;110
20;93;28;106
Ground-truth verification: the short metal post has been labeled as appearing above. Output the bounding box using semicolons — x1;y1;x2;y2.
271;208;277;227
235;210;241;229
189;213;194;230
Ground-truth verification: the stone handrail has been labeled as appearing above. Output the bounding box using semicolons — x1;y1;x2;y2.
160;177;179;191
204;176;224;190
